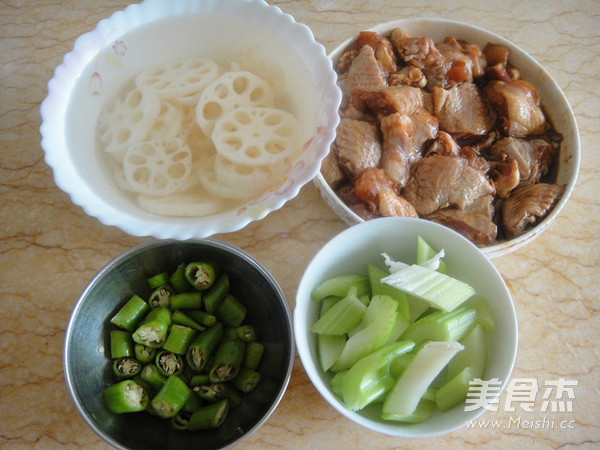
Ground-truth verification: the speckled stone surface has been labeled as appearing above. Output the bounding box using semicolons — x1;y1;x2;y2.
1;0;598;448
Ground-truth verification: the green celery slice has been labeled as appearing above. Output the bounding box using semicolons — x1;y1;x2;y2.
368;265;410;319
435;366;475;411
382;398;435;423
341;341;415;411
385;313;410;345
311;287;366;335
401;306;477;346
389;353;415;379
463;295;496;332
318;334;346;372
382;341;464;417
330;295;399;372
382;264;475;312
311;274;370;301
448;324;487;379
416;235;448;274
330;369;348;398
408;296;432;323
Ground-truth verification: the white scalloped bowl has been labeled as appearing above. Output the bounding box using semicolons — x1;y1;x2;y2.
40;0;341;239
314;18;580;258
295;217;518;438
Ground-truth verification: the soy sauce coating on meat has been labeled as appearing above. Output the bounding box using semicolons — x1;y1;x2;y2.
324;28;565;246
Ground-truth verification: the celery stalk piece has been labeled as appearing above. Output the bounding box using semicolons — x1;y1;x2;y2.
448;324;487;379
416;235;448;274
318;334;346;372
319;296;342;316
382;398;435;423
368;265;410;319
311;274;370;301
463;295;496;332
389;353;415;379
435;366;475;411
330;370;348;398
331;295;399;372
311;287;367;335
408;296;431;323
341;341;415;411
422;386;438;402
401;306;477;346
382;264;475;312
382;341;464;417
386;313;410;345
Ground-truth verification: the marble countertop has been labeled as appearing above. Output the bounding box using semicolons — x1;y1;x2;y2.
1;0;598;448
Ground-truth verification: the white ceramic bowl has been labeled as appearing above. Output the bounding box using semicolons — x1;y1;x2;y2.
41;0;341;239
294;217;518;438
314;18;580;258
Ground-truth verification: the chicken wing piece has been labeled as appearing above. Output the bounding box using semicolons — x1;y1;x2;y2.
338;45;386;108
501;183;565;238
484;80;547;137
403;155;495;215
336;118;382;179
350;85;424;116
380;113;420;187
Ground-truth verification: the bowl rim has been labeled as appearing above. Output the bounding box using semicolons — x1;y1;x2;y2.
293;216;518;438
40;0;341;240
63;237;295;449
314;17;580;258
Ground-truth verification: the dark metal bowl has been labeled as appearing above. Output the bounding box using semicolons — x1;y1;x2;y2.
64;239;294;449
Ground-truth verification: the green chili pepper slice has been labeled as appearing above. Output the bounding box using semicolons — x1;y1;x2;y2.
171;310;205;332
187;399;229;430
150;375;191;419
132;307;172;348
147;271;170;289
103;379;149;414
149;285;175;309
203;273;229;313
215;295;247;328
169;263;191;293
163;324;197;355
140;364;167;390
243;341;264;370
231;367;261;393
185;262;217;291
170;292;203;310
193;382;227;402
186;322;224;372
112;357;142;379
110;295;150;331
110;330;134;359
155;350;184;377
134;344;157;364
209;337;246;383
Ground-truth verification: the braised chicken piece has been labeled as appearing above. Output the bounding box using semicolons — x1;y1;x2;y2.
431;82;492;136
489;136;556;186
320;145;346;188
352;167;417;218
338;45;386;108
403;155;495;215
380;113;420;186
377;188;418;218
336;118;382;179
427;195;497;245
502;183;565;238
389;66;427;88
410;110;439;149
338;31;398;76
350;85;424;116
484;79;547;137
425;130;461;157
491;159;520;198
437;36;487;85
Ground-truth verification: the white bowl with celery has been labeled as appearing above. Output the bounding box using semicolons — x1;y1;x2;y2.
294;217;518;437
